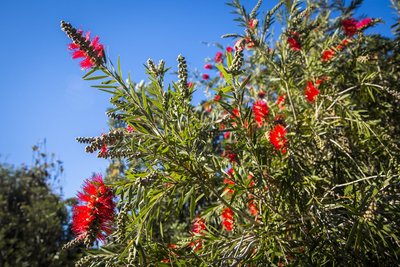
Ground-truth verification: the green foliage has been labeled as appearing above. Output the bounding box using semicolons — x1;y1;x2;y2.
0;146;80;266
63;0;400;266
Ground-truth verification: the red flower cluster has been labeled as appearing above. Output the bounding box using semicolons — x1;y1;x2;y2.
321;49;335;62
226;46;233;53
287;32;301;51
221;208;234;231
269;124;288;154
342;17;372;37
69;31;104;69
304;81;320;102
204;63;213;70
277;95;285;110
192;216;206;236
223;168;235;195
214;51;223;63
248;201;258;216
248;19;258;29
202;73;210;80
252;100;269;128
72;175;115;243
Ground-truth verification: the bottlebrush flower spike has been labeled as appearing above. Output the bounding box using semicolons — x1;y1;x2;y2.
221;208;234;231
321;49;335;62
204;63;213;70
342;18;358;37
71;174;115;247
269;124;288;154
252;100;269;128
191;216;206;236
304;81;320;102
60;21;104;70
287;32;301;51
214;51;223;63
356;18;373;30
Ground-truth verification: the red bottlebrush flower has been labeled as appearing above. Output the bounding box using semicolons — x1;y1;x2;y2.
214;94;221;101
225;151;237;163
214;51;223;63
248;201;258;216
223;176;235;195
234;39;246;52
248;19;258;29
72;175;115;243
202;74;210;80
304;81;320;102
189;239;203;252
269;124;288;153
226;46;233;53
321;49;335;62
252;100;269;128
356;18;372;30
227;168;234;177
245;36;255;49
187;81;193;88
287;32;301;51
342;18;358;37
126;125;134;133
231;108;240;119
223;131;231;139
192;216;206;236
68;32;104;70
100;143;108;157
221;208;234;231
204;63;213;70
248;174;255;188
277;95;285;110
258;91;266;99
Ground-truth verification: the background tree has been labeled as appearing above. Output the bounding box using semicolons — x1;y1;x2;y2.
0;144;80;266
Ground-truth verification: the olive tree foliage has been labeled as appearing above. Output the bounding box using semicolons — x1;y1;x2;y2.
67;0;400;266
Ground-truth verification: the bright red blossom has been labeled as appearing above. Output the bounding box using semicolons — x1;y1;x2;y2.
214;51;223;63
287;32;301;51
269;124;288;154
204;63;213;69
72;175;115;242
248;201;258;216
202;74;210;80
277;95;285;110
192;216;206;236
221;208;234;231
68;31;104;69
252;100;269;128
342;18;358;37
304;81;320;102
356;18;373;29
226;46;233;53
321;49;335;62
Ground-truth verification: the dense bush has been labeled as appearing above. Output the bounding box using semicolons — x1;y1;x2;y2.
61;0;400;266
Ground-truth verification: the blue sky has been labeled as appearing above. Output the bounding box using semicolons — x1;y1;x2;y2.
0;0;396;199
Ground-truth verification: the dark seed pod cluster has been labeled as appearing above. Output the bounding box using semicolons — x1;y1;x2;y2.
228;50;244;74
80;130;124;154
147;58;158;76
177;55;189;98
61;237;82;250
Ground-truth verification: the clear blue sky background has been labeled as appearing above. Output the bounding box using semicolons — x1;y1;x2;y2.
0;0;396;199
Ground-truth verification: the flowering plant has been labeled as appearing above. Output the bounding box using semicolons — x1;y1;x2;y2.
61;0;400;266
